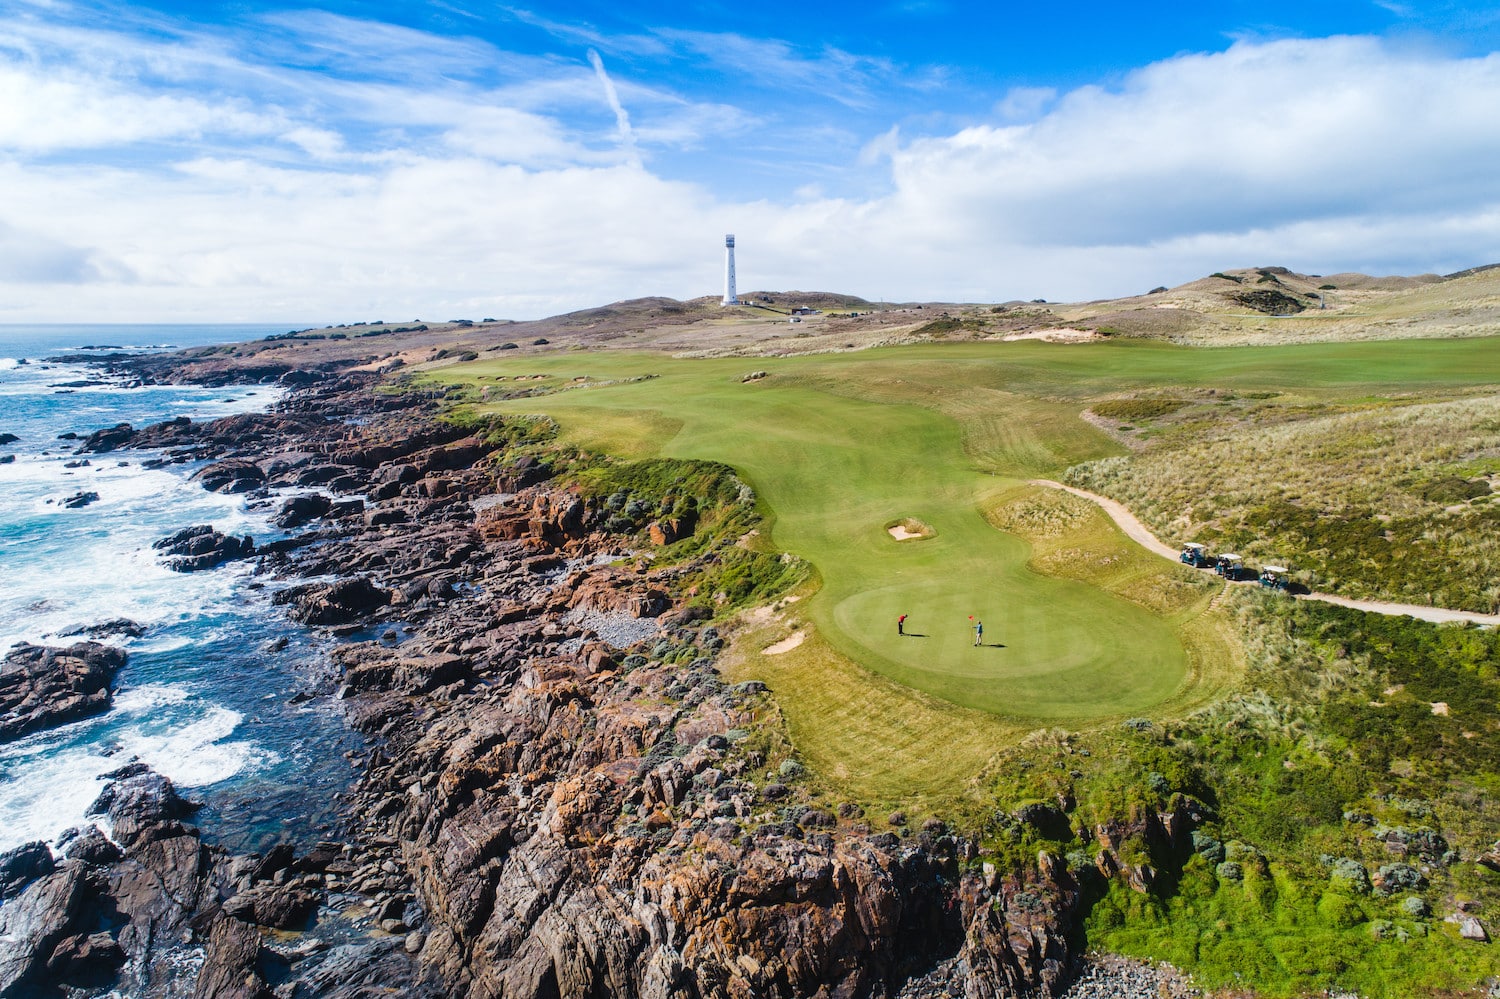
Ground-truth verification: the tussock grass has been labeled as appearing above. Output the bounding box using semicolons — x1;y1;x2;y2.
1065;395;1500;612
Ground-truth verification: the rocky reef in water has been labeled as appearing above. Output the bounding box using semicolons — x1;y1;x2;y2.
0;367;1208;998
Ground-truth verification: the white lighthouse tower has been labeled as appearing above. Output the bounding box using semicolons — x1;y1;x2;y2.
721;234;739;306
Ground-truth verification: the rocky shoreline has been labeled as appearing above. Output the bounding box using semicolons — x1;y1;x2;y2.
0;365;1205;998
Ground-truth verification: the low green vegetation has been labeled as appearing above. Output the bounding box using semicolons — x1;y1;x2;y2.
974;592;1500;998
1090;397;1189;422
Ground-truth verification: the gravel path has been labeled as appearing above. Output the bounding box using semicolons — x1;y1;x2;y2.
564;606;661;649
1058;955;1201;998
1031;479;1500;627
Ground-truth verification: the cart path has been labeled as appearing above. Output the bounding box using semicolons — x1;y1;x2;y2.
1029;480;1500;627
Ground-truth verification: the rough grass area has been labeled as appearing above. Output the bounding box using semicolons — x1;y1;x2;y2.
1090;398;1189;422
1065;395;1500;612
971;590;1500;998
1081;593;1500;997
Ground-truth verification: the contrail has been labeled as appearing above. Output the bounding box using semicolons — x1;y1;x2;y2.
587;48;640;168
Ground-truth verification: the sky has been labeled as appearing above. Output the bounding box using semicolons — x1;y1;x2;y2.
4;1;1500;322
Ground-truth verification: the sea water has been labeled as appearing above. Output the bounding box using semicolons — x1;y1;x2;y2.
0;326;363;854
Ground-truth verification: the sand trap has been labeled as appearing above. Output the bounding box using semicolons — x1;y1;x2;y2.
1431;701;1450;716
886;518;934;541
1001;327;1099;343
762;631;805;655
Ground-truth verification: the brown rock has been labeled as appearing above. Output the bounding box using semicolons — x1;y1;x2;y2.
0;642;125;743
194;914;271;999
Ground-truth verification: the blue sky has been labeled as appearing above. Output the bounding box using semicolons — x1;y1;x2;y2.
3;0;1500;320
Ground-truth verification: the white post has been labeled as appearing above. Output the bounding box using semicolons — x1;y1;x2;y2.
722;234;739;306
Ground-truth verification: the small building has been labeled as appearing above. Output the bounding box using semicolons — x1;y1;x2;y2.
790;307;819;316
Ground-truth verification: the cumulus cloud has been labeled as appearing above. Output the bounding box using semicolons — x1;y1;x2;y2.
0;20;1498;320
886;37;1500;247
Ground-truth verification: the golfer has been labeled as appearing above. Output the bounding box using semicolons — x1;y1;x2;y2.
973;619;983;646
898;614;908;636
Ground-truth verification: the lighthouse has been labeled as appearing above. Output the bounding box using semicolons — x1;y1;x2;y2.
722;234;739;306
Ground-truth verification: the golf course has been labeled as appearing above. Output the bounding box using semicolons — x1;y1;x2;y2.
430;334;1500;802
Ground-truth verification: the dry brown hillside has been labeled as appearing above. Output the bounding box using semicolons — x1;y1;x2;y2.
128;263;1500;383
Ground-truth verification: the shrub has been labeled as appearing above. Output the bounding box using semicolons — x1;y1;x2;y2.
1090;398;1188;422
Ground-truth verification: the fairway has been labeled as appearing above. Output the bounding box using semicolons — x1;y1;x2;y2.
442;337;1500;730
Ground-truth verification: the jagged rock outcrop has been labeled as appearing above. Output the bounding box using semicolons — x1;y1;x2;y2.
0;641;125;743
77;422;134;453
0;842;55;900
274;576;392;625
153;524;256;571
192;457;267;494
0;860;94;995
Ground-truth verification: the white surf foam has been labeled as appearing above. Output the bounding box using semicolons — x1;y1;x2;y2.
0;684;271;852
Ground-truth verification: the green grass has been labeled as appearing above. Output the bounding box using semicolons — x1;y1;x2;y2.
432;337;1500;724
438;345;1212;725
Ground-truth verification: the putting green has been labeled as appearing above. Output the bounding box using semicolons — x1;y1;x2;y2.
443;337;1500;724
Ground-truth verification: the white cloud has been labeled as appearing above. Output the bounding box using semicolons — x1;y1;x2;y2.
993;85;1056;122
886;37;1500;247
0;63;282;152
587;48;640;167
1;25;1499;320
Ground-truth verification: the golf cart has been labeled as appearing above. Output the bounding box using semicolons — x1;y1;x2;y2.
1179;542;1213;568
1216;553;1245;580
1259;565;1291;591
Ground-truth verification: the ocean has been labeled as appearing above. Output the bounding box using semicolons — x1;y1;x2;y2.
0;325;362;854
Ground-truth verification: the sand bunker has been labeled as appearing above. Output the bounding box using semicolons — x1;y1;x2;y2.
1001;328;1099;343
886;518;934;541
762;631;805;655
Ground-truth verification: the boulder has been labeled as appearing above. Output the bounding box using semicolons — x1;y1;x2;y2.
0;841;55;899
273;577;391;625
193;914;271;999
275;493;332;528
153;525;256;571
191;458;266;494
222;882;319;929
58;618;146;640
0;862;90;995
77;423;133;453
46;931;126;988
86;770;198;846
0;641;125;743
0;432;18;445
59;825;124;866
62;490;100;508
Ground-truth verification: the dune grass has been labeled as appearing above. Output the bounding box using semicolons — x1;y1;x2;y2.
1067;393;1500;613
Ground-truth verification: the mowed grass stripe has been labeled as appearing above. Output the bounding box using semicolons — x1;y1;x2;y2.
456;351;1190;722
